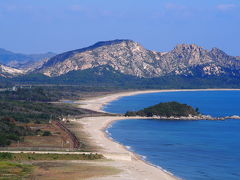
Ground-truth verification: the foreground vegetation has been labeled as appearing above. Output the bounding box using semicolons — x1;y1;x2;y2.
0;153;119;180
32;161;120;180
125;101;200;117
0;152;103;161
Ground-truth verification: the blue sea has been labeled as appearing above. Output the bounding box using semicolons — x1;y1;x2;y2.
104;90;240;180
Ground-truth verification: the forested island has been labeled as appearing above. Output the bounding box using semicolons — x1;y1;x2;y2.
125;101;200;117
125;101;240;120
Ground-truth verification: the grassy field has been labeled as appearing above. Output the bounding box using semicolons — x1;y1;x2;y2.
0;153;120;180
31;161;120;180
0;160;120;180
0;161;33;180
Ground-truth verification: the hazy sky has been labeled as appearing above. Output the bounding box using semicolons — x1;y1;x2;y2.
0;0;239;55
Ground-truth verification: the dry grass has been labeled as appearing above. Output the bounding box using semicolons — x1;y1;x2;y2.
9;120;100;152
30;161;120;180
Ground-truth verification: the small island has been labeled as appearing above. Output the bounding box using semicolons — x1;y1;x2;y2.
125;101;240;120
125;101;200;117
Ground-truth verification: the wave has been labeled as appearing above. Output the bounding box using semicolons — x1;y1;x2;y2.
126;145;132;150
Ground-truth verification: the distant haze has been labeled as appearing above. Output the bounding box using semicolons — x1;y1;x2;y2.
0;0;239;55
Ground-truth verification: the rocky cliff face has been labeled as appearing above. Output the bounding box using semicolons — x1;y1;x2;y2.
36;40;240;78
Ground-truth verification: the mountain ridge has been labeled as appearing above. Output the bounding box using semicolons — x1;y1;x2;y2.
38;39;133;70
35;39;240;78
1;39;240;90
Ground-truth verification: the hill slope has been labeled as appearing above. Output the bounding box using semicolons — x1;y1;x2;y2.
0;64;24;78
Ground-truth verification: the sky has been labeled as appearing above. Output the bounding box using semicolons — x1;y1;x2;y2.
0;0;240;56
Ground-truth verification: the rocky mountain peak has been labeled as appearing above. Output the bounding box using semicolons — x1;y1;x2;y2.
173;44;204;52
34;40;240;78
91;39;134;47
207;47;240;67
209;47;228;58
164;44;210;67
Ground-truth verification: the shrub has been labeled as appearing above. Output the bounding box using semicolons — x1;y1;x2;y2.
42;131;52;136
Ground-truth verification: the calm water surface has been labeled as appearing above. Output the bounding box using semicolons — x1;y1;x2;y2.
105;91;240;180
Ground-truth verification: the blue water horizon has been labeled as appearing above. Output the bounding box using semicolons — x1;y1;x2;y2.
105;90;240;180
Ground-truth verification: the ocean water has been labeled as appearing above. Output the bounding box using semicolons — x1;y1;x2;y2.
105;91;240;180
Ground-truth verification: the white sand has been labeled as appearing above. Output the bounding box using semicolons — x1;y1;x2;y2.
75;89;240;180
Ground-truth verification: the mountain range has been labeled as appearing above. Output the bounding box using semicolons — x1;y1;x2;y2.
1;39;240;88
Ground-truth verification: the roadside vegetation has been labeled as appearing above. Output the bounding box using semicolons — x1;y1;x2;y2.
0;152;103;161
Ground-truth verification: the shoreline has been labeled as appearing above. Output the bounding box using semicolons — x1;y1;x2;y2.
75;89;240;180
78;88;240;113
74;116;180;180
103;116;179;179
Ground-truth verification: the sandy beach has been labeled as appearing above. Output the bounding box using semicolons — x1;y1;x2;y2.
75;116;178;180
74;89;240;180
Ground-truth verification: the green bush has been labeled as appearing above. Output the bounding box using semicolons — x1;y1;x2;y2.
125;111;137;116
0;152;13;160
